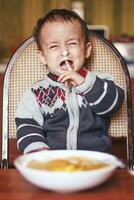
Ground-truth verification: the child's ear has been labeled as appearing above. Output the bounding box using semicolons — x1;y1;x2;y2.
85;42;92;59
37;50;46;65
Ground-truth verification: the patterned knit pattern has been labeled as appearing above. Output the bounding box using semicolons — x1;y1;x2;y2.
32;86;65;107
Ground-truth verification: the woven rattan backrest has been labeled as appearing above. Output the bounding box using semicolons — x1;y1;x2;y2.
88;34;128;137
5;34;129;139
7;38;49;139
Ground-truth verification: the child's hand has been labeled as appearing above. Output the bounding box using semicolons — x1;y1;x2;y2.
58;61;84;87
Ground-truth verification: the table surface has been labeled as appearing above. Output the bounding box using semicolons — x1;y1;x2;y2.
0;169;134;200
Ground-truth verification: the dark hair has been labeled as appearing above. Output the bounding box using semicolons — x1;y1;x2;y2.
33;8;89;50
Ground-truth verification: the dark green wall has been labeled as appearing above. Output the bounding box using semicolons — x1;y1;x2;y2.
0;0;23;58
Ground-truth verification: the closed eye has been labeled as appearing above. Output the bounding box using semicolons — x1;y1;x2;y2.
49;45;58;49
68;42;77;45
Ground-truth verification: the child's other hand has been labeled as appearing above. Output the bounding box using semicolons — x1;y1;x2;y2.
58;61;84;87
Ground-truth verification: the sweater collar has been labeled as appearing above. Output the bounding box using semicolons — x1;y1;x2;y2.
47;68;88;82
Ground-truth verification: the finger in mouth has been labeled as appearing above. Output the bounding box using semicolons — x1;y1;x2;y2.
60;60;73;67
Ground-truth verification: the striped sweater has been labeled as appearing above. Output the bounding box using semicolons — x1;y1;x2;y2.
15;68;125;154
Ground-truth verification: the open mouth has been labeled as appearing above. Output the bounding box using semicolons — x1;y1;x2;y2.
60;60;73;70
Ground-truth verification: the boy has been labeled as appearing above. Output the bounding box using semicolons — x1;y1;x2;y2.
15;9;124;154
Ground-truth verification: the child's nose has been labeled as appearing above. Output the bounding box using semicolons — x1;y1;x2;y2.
61;49;69;57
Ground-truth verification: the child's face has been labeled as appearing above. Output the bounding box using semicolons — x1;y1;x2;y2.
38;20;91;76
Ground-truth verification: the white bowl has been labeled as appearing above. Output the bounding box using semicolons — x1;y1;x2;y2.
14;150;124;193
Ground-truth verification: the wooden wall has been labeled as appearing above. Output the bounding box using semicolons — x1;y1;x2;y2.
1;0;134;60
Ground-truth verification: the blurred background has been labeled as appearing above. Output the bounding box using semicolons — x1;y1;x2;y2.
0;0;134;74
